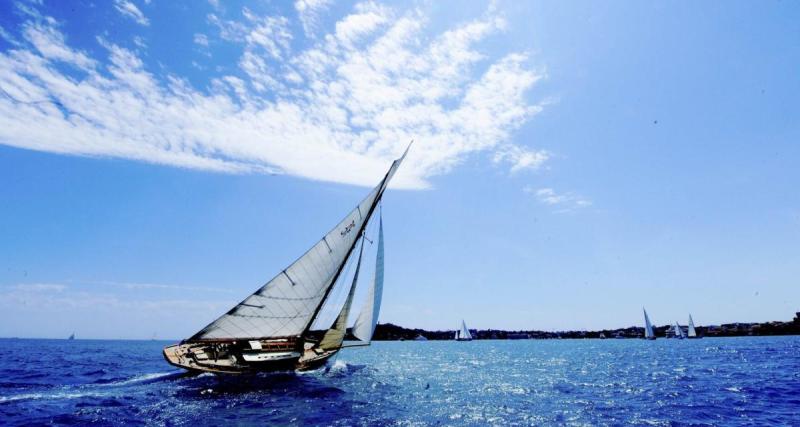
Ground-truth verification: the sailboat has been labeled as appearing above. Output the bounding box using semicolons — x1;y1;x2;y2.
455;320;473;341
163;145;409;374
642;308;656;340
673;322;686;339
68;333;75;340
687;314;700;339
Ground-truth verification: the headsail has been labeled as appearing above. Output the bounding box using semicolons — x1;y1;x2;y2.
687;315;697;338
189;144;410;341
352;214;385;343
318;239;365;350
643;308;655;339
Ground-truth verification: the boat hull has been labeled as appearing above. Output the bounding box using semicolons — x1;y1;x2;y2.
163;342;340;374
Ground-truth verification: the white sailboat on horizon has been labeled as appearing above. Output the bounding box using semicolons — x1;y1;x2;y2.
643;308;656;340
673;321;686;339
687;314;700;339
455;320;473;341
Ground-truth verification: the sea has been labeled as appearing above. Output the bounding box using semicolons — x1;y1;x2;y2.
1;337;798;426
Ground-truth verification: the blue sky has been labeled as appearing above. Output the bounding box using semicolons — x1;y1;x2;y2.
0;0;798;339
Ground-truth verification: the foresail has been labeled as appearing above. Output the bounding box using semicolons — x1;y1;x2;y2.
352;215;385;343
190;144;410;341
319;239;365;350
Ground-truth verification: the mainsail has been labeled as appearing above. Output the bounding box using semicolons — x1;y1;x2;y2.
643;308;655;339
189;145;409;341
352;214;385;343
687;315;697;338
318;239;365;350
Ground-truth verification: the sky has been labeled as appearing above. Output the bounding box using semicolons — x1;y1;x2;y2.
0;0;798;339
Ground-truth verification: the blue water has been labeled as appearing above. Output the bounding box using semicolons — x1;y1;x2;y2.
1;337;798;426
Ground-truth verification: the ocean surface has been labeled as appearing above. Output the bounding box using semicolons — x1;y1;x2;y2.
1;337;798;426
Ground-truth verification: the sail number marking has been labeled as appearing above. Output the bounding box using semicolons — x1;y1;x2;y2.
340;220;356;237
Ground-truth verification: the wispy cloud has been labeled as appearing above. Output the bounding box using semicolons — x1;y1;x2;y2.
0;2;547;189
494;144;549;173
114;0;149;26
295;0;333;37
193;33;209;47
526;187;591;212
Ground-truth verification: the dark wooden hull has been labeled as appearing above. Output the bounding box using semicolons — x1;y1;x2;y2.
163;342;339;375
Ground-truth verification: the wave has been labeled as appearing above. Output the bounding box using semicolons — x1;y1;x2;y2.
94;371;183;387
0;390;107;404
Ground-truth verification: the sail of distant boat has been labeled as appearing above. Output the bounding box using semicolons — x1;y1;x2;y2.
674;322;686;339
68;333;75;340
456;320;473;341
687;315;698;338
643;308;655;340
163;143;411;374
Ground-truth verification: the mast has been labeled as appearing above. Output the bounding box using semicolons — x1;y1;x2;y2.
301;143;411;339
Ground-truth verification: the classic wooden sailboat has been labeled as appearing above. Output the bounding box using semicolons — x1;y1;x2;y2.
163;145;409;374
455;320;473;341
687;314;700;339
642;308;656;340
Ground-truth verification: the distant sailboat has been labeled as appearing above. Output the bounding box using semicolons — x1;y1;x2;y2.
687;314;700;339
642;308;656;340
163;144;410;374
455;320;473;341
68;333;75;340
674;322;686;339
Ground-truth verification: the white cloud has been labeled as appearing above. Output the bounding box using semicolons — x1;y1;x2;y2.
193;33;209;47
295;0;333;37
0;3;548;189
494;144;549;173
114;0;149;26
526;187;591;212
0;23;20;46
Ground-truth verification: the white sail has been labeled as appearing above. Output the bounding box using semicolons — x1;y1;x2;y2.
460;320;473;340
687;315;697;338
190;146;409;341
352;215;385;343
674;322;685;338
319;240;365;350
643;308;655;339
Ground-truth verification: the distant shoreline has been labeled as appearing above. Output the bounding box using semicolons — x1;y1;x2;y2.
4;313;798;341
371;313;800;341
